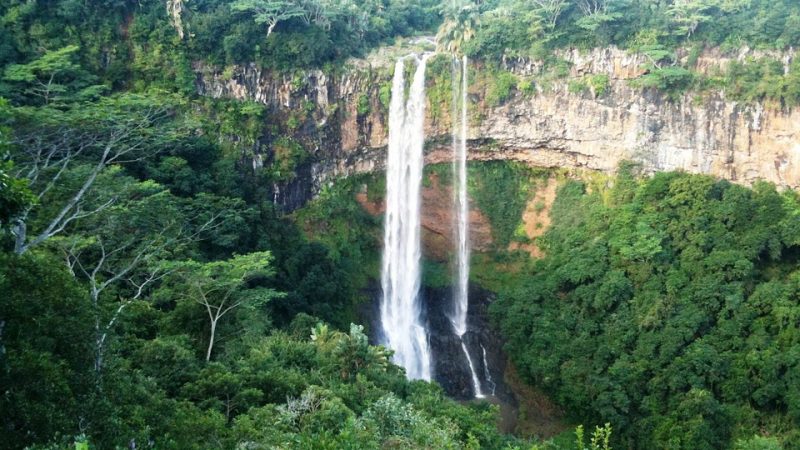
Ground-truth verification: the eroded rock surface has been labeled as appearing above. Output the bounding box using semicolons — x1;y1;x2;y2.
196;45;799;213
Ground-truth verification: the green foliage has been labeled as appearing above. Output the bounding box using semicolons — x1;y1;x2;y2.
269;136;308;181
458;0;800;101
1;45;103;105
632;66;696;99
379;81;392;112
437;1;481;55
162;252;280;361
356;93;371;116
0;158;34;228
0;252;94;446
518;78;536;96
469;162;543;249
735;436;784;450
2;240;514;449
588;74;611;96
721;57;800;107
425;53;455;122
292;175;382;320
568;79;589;95
493;170;800;449
485;69;517;106
464;0;800;62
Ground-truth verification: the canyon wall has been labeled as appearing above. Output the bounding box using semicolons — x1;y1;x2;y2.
195;46;799;210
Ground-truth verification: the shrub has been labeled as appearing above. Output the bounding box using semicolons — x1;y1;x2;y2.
486;70;518;106
588;74;611;97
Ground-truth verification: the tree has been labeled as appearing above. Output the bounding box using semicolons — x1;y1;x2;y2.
59;184;228;373
297;0;343;31
0;99;34;228
437;2;481;54
168;252;279;361
0;252;94;448
5;94;180;255
493;170;800;448
2;46;102;105
230;0;305;38
577;0;607;16
0;158;33;229
532;0;570;30
668;0;720;37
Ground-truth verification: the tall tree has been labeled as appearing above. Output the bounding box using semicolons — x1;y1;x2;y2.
167;252;280;361
668;0;720;37
230;0;306;37
5;94;181;255
59;184;230;373
2;46;102;105
532;0;570;30
437;1;481;53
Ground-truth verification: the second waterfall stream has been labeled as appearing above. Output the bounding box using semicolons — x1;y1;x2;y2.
449;55;484;398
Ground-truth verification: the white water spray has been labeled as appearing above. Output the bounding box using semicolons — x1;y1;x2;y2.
380;55;432;381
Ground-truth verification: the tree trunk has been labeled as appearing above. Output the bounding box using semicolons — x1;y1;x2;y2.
0;320;6;361
12;220;27;255
206;320;216;361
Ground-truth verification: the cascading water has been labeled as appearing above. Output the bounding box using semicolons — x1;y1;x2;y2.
449;55;484;398
481;344;496;396
380;55;432;381
450;58;470;337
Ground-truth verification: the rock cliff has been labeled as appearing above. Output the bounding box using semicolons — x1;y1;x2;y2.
195;45;799;211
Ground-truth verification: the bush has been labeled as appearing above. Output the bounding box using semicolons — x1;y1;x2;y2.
588;74;611;97
486;70;518;106
632;66;695;100
568;79;590;94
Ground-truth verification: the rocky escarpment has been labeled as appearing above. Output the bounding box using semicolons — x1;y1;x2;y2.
196;45;799;211
478;47;799;190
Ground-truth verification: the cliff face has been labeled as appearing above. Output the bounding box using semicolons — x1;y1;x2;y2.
479;48;799;190
195;46;799;210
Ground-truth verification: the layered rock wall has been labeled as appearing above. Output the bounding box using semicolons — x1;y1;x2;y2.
195;46;799;210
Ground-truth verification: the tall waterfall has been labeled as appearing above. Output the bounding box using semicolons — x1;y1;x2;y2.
450;55;484;398
379;55;432;381
451;55;470;337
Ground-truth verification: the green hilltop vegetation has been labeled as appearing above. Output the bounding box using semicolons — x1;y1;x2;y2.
1;0;800;449
442;0;800;106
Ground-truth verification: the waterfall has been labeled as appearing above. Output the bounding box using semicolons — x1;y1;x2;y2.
451;56;470;337
462;341;484;399
481;344;496;396
379;55;431;381
449;55;484;397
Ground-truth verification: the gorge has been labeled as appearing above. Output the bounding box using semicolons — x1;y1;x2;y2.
194;41;800;405
4;1;800;448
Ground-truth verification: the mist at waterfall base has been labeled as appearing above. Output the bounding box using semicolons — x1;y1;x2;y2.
376;54;509;401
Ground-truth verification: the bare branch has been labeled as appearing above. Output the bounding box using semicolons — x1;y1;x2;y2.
10;102;174;254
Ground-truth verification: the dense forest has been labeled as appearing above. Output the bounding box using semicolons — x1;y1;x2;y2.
1;0;799;449
492;167;800;449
